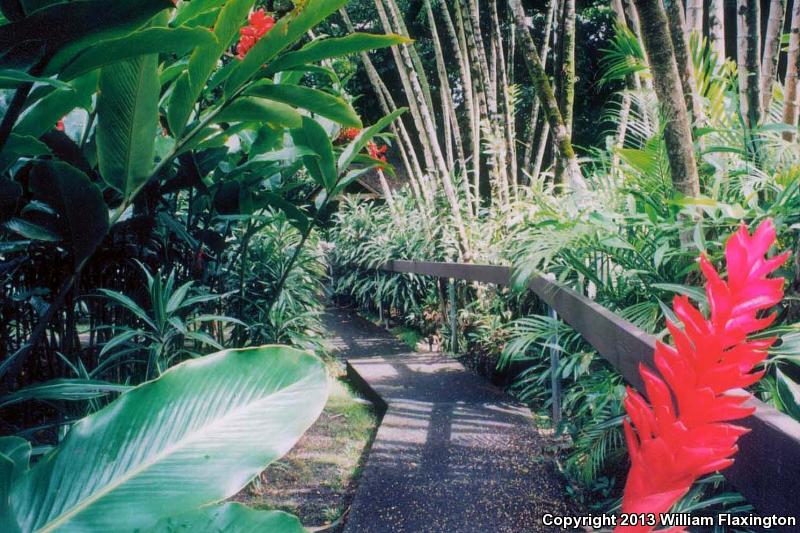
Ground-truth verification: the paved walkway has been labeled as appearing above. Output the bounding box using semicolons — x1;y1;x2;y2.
324;307;576;533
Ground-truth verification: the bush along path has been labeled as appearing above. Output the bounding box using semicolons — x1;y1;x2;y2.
323;307;578;533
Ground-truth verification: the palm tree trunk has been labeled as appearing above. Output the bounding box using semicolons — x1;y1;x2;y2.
783;0;800;140
522;0;557;172
552;0;576;185
665;0;704;125
440;0;479;211
382;3;471;257
509;0;587;193
685;0;703;35
372;0;437;176
340;8;427;208
456;0;489;211
761;0;786;113
424;0;473;216
709;0;726;61
737;0;762;131
382;0;437;124
631;0;700;197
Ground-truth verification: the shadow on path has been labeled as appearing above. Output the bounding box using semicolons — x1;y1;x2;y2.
324;307;579;533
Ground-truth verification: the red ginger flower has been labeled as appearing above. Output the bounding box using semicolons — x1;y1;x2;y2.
367;140;388;162
337;127;361;143
616;219;789;533
236;9;275;59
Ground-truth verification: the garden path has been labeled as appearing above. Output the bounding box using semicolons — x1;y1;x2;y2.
323;307;577;533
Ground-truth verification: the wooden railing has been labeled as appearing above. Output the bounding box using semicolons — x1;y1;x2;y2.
371;259;800;520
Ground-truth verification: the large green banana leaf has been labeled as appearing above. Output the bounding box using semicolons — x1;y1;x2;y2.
4;345;328;532
150;502;307;532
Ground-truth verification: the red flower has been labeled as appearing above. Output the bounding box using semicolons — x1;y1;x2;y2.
337;127;361;143
56;119;65;131
616;220;788;533
236;9;275;59
367;140;388;162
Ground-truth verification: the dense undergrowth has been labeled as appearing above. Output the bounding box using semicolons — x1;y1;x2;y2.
328;31;800;524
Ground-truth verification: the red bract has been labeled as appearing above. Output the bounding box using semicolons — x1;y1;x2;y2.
616;220;788;533
236;9;275;59
367;140;388;162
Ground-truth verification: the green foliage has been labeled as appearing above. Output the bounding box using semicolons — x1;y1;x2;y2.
1;345;328;532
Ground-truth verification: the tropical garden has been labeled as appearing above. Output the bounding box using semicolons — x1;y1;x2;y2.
1;0;799;531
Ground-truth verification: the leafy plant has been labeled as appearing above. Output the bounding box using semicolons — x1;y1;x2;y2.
1;345;328;532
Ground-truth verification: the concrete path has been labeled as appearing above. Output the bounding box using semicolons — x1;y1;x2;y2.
324;307;577;533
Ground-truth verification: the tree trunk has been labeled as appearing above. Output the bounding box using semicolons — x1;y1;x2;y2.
664;0;704;125
685;0;703;35
340;8;428;208
552;0;576;185
372;0;437;176
761;0;786;113
382;0;437;125
522;0;557;172
382;1;471;257
709;0;726;61
631;0;700;197
509;0;587;193
737;0;762;131
783;0;800;140
424;0;473;216
456;0;490;211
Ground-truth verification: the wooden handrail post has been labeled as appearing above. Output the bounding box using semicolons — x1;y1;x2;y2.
449;279;458;354
548;305;561;426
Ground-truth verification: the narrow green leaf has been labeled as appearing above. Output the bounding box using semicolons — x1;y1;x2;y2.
0;379;131;409
266;32;411;74
776;369;800;421
215;97;302;128
246;82;361;127
0;69;70;89
59;27;217;81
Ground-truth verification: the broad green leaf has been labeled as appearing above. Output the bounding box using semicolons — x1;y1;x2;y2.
58;27;217;81
215;97;302;128
337;108;406;174
266;32;411;74
167;0;254;135
0;0;174;64
96;54;159;200
0;379;131;409
291;116;336;191
150;503;307;533
13;71;98;139
225;0;350;95
6;345;328;532
28;161;109;269
245;82;361;128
